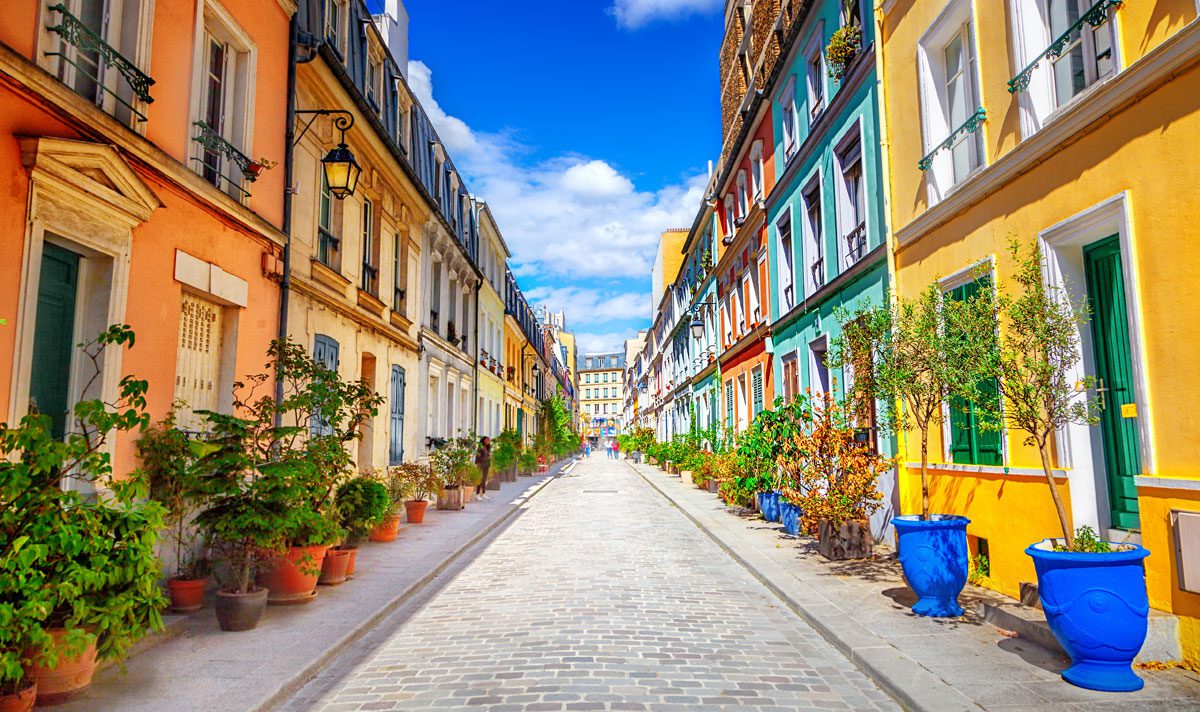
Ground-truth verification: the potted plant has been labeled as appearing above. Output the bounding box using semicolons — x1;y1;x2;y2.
787;390;891;560
243;157;277;182
517;449;537;476
431;435;473;510
825;0;862;81
832;282;995;616
190;411;289;632
493;430;522;483
136;410;211;614
324;476;389;583
393;462;437;523
459;463;482;503
369;468;410;542
1;327;167;704
985;241;1148;692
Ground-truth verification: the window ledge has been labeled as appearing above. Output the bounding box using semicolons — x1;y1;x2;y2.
311;258;351;294
389;309;412;331
906;461;1068;479
356;287;386;317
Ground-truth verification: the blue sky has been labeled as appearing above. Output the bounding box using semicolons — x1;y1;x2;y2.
401;0;724;354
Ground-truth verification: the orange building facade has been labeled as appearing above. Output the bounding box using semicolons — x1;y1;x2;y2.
0;1;290;473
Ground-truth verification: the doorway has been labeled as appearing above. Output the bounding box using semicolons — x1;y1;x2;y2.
30;243;80;439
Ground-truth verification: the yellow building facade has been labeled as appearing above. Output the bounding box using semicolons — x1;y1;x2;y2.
475;202;509;438
879;0;1200;660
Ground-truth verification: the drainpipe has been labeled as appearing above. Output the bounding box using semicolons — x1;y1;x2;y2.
471;278;481;436
275;14;318;419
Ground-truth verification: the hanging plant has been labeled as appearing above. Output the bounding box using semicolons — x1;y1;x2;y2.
825;23;862;81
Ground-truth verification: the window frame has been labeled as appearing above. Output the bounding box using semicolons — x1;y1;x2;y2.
801;174;825;296
775;207;795;313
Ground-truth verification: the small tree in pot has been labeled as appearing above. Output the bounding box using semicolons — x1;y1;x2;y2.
324;476;389;583
369;468;411;542
493;429;522;482
391;462;438;524
983;240;1147;692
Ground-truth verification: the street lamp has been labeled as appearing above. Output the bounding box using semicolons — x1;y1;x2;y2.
294;109;360;199
690;318;705;340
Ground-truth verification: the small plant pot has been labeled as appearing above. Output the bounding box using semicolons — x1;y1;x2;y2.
214;587;268;632
706;480;720;493
369;513;402;542
318;547;352;586
0;678;36;712
405;500;428;524
817;519;873;561
167;576;209;613
258;545;328;605
781;502;802;536
461;485;475;504
894;515;970;617
1026;540;1151;692
33;628;97;704
437;486;464;511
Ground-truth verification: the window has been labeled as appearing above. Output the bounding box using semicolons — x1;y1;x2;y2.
803;178;825;294
780;78;798;160
1047;0;1116;107
311;334;339;435
782;351;800;402
750;142;764;200
392;233;405;313
724;196;736;241
430;262;441;330
777;210;795;312
361;199;378;295
809;337;830;396
366;54;383;113
836;135;867;268
725;380;734;428
919;7;985;202
317;172;341;269
805;31;826;125
736;374;749;431
190;7;253;200
945;278;1003;465
324;0;345;55
742;273;758;327
736;171;749;218
942;29;982;184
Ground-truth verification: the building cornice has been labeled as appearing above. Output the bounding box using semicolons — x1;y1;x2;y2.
291;277;419;351
771;244;887;332
895;21;1200;248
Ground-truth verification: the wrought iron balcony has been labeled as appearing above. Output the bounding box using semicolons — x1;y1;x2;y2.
192;121;254;197
810;257;826;289
45;3;155;121
1008;0;1122;93
918;108;986;171
844;222;868;264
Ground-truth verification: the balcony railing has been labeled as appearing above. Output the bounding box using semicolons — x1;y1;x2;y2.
1008;0;1122;93
192;121;254;197
45;3;155;121
361;261;378;295
810;257;826;290
918;107;986;171
844;222;867;264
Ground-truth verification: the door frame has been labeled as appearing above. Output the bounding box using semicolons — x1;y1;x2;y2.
1040;191;1151;534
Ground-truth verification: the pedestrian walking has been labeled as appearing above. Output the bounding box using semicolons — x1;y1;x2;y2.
611;439;620;460
475;436;492;499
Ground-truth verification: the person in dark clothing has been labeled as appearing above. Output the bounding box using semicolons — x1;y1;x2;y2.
475;436;492;498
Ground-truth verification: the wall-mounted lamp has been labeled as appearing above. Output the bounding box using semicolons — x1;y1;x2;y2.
295;109;360;199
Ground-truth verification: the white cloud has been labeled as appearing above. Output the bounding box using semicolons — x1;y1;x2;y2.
575;330;641;355
408;60;706;280
524;285;650;325
609;0;722;29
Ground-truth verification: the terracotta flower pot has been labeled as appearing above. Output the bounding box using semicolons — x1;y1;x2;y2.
369;513;402;542
166;576;208;613
340;545;359;577
33;629;97;705
257;545;328;605
318;547;352;586
214;587;268;632
0;679;35;712
405;500;428;524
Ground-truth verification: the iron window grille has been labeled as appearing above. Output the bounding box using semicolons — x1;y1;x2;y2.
192;121;254;198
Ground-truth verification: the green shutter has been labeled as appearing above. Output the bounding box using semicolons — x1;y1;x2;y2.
946;278;1002;466
751;368;764;417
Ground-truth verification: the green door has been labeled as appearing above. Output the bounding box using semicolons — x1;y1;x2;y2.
30;243;80;440
947;278;1003;466
1083;235;1141;530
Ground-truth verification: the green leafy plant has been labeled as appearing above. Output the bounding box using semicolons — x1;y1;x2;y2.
459;462;483;488
825;0;863;80
135;407;210;581
969;553;991;585
983;240;1098;549
1055;525;1112;553
0;326;167;695
335;477;391;545
429;434;477;487
517;449;538;473
492;429;522;472
374;467;413;514
391;462;439;501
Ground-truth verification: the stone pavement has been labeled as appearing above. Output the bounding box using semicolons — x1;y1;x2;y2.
58;461;571;712
628;460;1200;712
300;455;900;712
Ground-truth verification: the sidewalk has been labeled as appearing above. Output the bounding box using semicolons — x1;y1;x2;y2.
60;460;575;712
628;460;1200;712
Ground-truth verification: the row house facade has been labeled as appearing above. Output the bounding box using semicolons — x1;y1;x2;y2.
881;0;1200;656
0;0;291;477
504;269;547;444
474;201;509;439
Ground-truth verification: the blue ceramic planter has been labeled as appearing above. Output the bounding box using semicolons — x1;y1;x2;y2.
781;501;801;536
769;491;783;523
894;515;970;617
760;491;779;523
1026;540;1150;692
756;491;766;515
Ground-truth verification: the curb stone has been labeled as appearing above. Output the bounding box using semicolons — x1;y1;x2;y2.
628;460;983;712
254;458;573;711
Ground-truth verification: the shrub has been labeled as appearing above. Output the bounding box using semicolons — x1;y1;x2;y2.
336;476;391;544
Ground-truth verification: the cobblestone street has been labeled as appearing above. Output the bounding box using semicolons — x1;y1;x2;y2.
304;457;899;711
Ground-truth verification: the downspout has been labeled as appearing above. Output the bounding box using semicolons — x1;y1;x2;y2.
471;278;481;436
276;13;318;419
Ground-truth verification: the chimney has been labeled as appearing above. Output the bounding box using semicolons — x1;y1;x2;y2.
372;0;410;78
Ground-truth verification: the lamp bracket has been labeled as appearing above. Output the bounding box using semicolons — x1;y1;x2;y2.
294;109;356;148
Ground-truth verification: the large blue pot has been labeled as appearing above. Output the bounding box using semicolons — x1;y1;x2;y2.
1026;540;1150;692
760;491;780;523
781;502;801;536
756;491;766;514
769;491;783;523
894;515;970;617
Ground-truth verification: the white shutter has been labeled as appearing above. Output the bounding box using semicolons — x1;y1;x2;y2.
174;292;224;430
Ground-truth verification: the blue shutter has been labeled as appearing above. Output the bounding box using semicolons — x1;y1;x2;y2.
311;334;339;435
389;365;405;465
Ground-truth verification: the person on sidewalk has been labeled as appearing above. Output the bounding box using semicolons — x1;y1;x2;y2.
475;436;492;499
611;439;620;460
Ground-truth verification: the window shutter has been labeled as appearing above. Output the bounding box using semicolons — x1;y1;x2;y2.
725;380;734;427
389;365;405;465
945;278;1002;466
752;368;764;416
311;334;340;435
